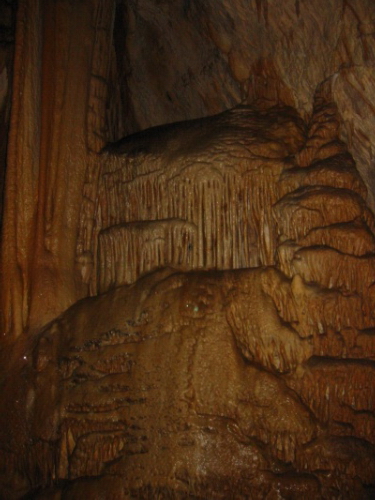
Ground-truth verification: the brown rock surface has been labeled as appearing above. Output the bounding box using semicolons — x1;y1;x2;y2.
1;98;375;498
1;1;375;499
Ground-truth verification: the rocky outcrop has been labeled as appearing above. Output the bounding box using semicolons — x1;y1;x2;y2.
1;99;375;499
80;105;305;294
2;0;375;338
1;1;375;498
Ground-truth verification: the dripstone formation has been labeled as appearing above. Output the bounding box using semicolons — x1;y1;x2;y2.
1;97;375;499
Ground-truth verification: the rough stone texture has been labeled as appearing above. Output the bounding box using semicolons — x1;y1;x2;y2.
112;0;375;209
81;105;305;294
0;0;16;225
2;0;375;337
1;99;375;498
1;0;375;498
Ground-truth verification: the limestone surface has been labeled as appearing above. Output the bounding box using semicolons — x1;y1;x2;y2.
1;100;375;499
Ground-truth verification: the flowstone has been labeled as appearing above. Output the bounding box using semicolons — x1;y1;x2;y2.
1;101;375;499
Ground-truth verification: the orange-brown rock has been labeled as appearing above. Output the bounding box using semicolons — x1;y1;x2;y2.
81;105;304;294
1;99;375;498
1;1;375;499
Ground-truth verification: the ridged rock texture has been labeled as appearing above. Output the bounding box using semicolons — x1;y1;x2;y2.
1;0;375;499
0;0;16;224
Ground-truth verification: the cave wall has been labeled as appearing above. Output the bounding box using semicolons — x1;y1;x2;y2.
2;98;375;499
1;0;375;336
0;0;16;226
1;0;375;498
113;0;375;207
1;0;114;335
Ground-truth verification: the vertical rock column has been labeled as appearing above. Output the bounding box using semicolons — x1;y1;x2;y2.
0;0;116;336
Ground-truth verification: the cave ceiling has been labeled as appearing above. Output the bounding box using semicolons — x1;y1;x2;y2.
109;0;375;208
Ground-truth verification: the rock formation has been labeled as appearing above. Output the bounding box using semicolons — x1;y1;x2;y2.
1;1;375;499
1;96;375;498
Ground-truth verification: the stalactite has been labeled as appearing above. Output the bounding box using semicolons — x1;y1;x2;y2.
97;220;198;292
3;100;375;498
82;106;300;293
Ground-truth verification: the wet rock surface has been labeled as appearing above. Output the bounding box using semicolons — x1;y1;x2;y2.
1;100;375;499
